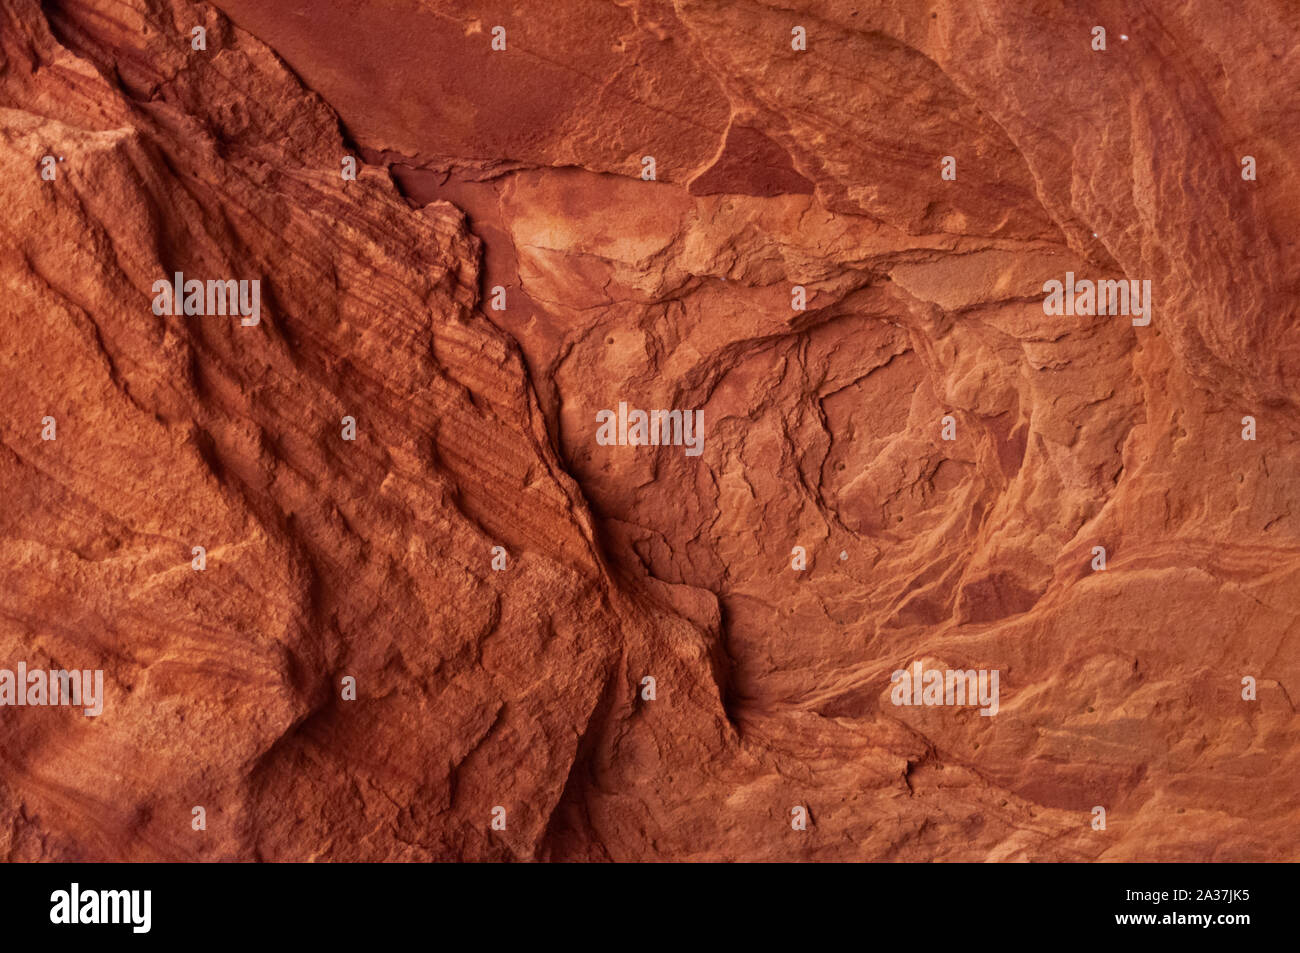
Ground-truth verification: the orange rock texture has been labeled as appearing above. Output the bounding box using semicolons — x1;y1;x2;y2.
1;0;1297;861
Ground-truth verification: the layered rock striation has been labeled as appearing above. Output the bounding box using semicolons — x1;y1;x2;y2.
0;0;1296;861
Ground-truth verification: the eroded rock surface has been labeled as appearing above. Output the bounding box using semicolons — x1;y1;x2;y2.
1;0;1297;861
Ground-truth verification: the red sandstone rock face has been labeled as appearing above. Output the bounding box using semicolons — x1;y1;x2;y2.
1;0;1297;861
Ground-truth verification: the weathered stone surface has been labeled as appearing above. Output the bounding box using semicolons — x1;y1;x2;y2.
0;0;1296;861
